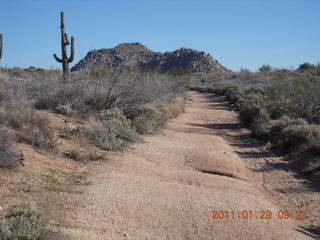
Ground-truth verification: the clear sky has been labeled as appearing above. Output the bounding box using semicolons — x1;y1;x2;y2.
1;0;319;71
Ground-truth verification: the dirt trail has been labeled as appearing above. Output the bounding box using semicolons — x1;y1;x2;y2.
57;91;319;240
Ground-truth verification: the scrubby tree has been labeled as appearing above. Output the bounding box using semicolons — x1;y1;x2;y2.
259;64;272;72
298;62;314;71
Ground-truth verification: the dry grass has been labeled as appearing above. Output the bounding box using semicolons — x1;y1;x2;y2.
1;68;186;116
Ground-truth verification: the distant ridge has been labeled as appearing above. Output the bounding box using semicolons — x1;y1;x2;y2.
71;42;230;73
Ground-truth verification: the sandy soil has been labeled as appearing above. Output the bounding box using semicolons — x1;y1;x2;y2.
55;91;319;240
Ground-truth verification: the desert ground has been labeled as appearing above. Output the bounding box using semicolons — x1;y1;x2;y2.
48;91;319;239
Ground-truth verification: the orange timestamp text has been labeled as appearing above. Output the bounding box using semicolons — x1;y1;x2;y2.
211;209;308;220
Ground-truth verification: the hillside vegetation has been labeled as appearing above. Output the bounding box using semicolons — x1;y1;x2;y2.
0;66;186;160
191;63;320;177
0;67;187;239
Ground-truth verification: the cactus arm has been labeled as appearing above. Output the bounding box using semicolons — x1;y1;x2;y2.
67;36;75;63
0;34;2;60
53;53;63;63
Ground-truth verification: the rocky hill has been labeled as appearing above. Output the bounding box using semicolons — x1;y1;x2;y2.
71;43;230;73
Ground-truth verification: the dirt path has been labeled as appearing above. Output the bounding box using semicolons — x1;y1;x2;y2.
56;91;319;240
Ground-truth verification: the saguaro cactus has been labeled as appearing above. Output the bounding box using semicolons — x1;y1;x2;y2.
0;33;3;64
53;12;75;80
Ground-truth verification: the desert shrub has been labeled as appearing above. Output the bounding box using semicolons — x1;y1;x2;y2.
162;97;185;119
0;204;48;240
20;115;55;150
267;77;320;123
0;87;55;150
214;86;228;95
85;121;138;151
82;108;138;151
89;67;110;80
1;69;186;116
274;125;320;151
98;108;130;123
64;149;104;162
132;103;167;134
259;64;272;72
132;99;184;134
34;96;60;111
237;93;268;125
298;62;315;71
224;87;245;104
296;144;320;175
268;116;308;140
252;116;308;140
0;127;22;169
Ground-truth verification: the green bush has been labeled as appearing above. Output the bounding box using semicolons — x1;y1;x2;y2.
297;144;320;175
237;93;267;125
214;86;228;95
252;116;309;142
298;62;315;71
98;108;130;123
268;116;308;141
224;87;245;104
259;64;272;72
83;108;138;151
275;124;320;151
132;98;184;134
0;204;48;240
132;103;168;134
267;77;320;123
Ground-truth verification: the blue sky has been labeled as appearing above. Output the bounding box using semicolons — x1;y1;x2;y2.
1;0;319;71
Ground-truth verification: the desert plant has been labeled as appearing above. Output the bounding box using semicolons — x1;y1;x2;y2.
252;115;308;140
21;115;55;150
298;62;314;71
0;87;55;150
64;149;103;162
268;116;308;140
0;33;3;64
214;86;228;95
259;64;272;72
20;70;185;116
267;77;320;123
296;143;320;175
275;124;320;151
0;204;48;240
0;127;22;169
53;11;75;80
84;121;138;151
131;99;184;134
81;108;138;151
224;87;245;104
237;93;267;125
132;103;168;134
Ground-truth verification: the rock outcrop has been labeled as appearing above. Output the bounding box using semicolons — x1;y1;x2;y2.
71;42;230;73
